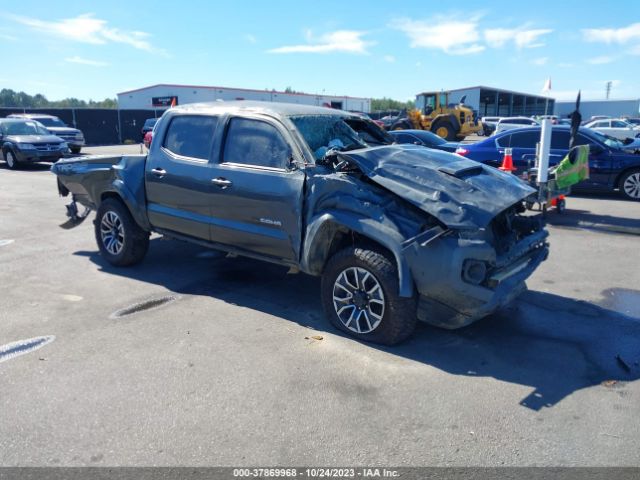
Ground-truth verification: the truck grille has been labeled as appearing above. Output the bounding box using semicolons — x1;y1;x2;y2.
57;133;76;141
35;143;62;152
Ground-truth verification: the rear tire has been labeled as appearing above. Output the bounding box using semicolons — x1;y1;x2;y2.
321;246;417;345
620;169;640;201
432;121;457;141
4;149;19;170
94;198;149;266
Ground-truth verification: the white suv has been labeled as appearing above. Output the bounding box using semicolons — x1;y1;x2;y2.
494;117;540;135
583;118;640;141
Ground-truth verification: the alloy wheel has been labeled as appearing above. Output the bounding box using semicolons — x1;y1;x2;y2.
332;267;385;334
623;172;640;199
100;211;125;255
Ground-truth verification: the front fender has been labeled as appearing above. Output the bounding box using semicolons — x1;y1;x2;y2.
301;211;415;297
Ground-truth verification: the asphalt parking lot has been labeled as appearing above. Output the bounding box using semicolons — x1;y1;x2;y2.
1;145;639;467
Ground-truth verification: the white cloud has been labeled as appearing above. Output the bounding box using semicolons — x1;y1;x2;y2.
0;32;17;41
484;27;552;48
268;30;374;54
557;62;575;68
587;55;616;65
392;17;485;55
582;23;640;44
392;17;552;55
383;55;395;63
65;56;109;67
5;13;166;55
531;57;548;66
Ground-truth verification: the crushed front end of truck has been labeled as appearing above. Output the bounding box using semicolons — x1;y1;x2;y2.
331;144;550;329
402;204;548;328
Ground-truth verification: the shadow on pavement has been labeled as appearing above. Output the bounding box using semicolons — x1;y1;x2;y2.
0;162;52;171
543;206;640;235
75;238;640;411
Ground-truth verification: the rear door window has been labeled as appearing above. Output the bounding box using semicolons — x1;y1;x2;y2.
503;131;539;148
222;117;291;169
162;115;218;160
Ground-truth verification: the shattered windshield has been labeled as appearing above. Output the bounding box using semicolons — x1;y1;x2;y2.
289;115;368;160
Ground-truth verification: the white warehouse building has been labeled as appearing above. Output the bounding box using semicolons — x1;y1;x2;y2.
117;84;371;112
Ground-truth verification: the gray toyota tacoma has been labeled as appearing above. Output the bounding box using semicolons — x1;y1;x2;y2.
52;102;548;344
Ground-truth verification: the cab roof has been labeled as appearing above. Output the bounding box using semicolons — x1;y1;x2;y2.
169;100;351;118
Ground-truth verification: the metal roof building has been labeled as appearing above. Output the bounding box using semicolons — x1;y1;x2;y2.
554;98;640;119
445;86;555;117
117;84;371;113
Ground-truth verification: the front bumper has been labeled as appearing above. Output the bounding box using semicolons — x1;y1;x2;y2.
14;148;66;163
403;228;549;329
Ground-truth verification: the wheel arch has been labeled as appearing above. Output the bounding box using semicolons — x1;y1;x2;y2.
99;186;151;231
614;166;640;189
301;212;415;297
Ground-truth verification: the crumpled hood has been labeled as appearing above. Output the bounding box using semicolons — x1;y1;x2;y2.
338;144;536;229
6;134;64;143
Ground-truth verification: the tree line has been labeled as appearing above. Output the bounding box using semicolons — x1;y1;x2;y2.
0;88;117;109
0;87;414;112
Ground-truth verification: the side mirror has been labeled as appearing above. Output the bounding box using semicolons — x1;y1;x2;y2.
413;141;423;146
285;152;298;171
589;144;605;155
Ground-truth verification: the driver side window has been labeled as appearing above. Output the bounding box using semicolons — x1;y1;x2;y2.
223;118;291;169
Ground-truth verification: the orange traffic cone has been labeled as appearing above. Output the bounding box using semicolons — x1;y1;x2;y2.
499;148;517;172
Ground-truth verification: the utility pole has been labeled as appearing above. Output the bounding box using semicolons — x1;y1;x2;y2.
606;81;612;100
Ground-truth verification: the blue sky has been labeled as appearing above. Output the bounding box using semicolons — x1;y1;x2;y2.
1;0;639;103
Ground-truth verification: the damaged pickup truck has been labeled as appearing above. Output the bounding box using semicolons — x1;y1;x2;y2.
52;102;549;344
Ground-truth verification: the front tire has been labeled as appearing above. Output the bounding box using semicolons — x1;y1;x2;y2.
4;149;19;170
70;146;82;154
94;198;149;266
321;246;417;345
432;121;457;141
620;169;640;201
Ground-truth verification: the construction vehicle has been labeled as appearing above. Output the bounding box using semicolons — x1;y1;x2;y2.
389;91;482;140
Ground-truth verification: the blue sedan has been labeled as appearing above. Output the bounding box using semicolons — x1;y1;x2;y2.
388;129;460;153
455;126;640;200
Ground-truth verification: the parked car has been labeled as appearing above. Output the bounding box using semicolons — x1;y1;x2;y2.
8;113;84;154
141;118;158;140
480;116;501;136
558;119;572;126
538;115;558;124
623;118;640;126
143;130;153;150
388;129;460;153
52;101;548;344
494;117;540;135
455;125;640;200
583;118;640;141
1;118;69;169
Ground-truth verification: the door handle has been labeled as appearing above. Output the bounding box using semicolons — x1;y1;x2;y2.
151;168;166;178
212;177;232;189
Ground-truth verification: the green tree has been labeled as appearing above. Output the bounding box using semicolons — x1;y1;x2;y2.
371;97;415;112
0;88;117;109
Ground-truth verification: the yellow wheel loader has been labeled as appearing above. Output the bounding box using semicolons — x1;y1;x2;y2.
390;91;482;140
